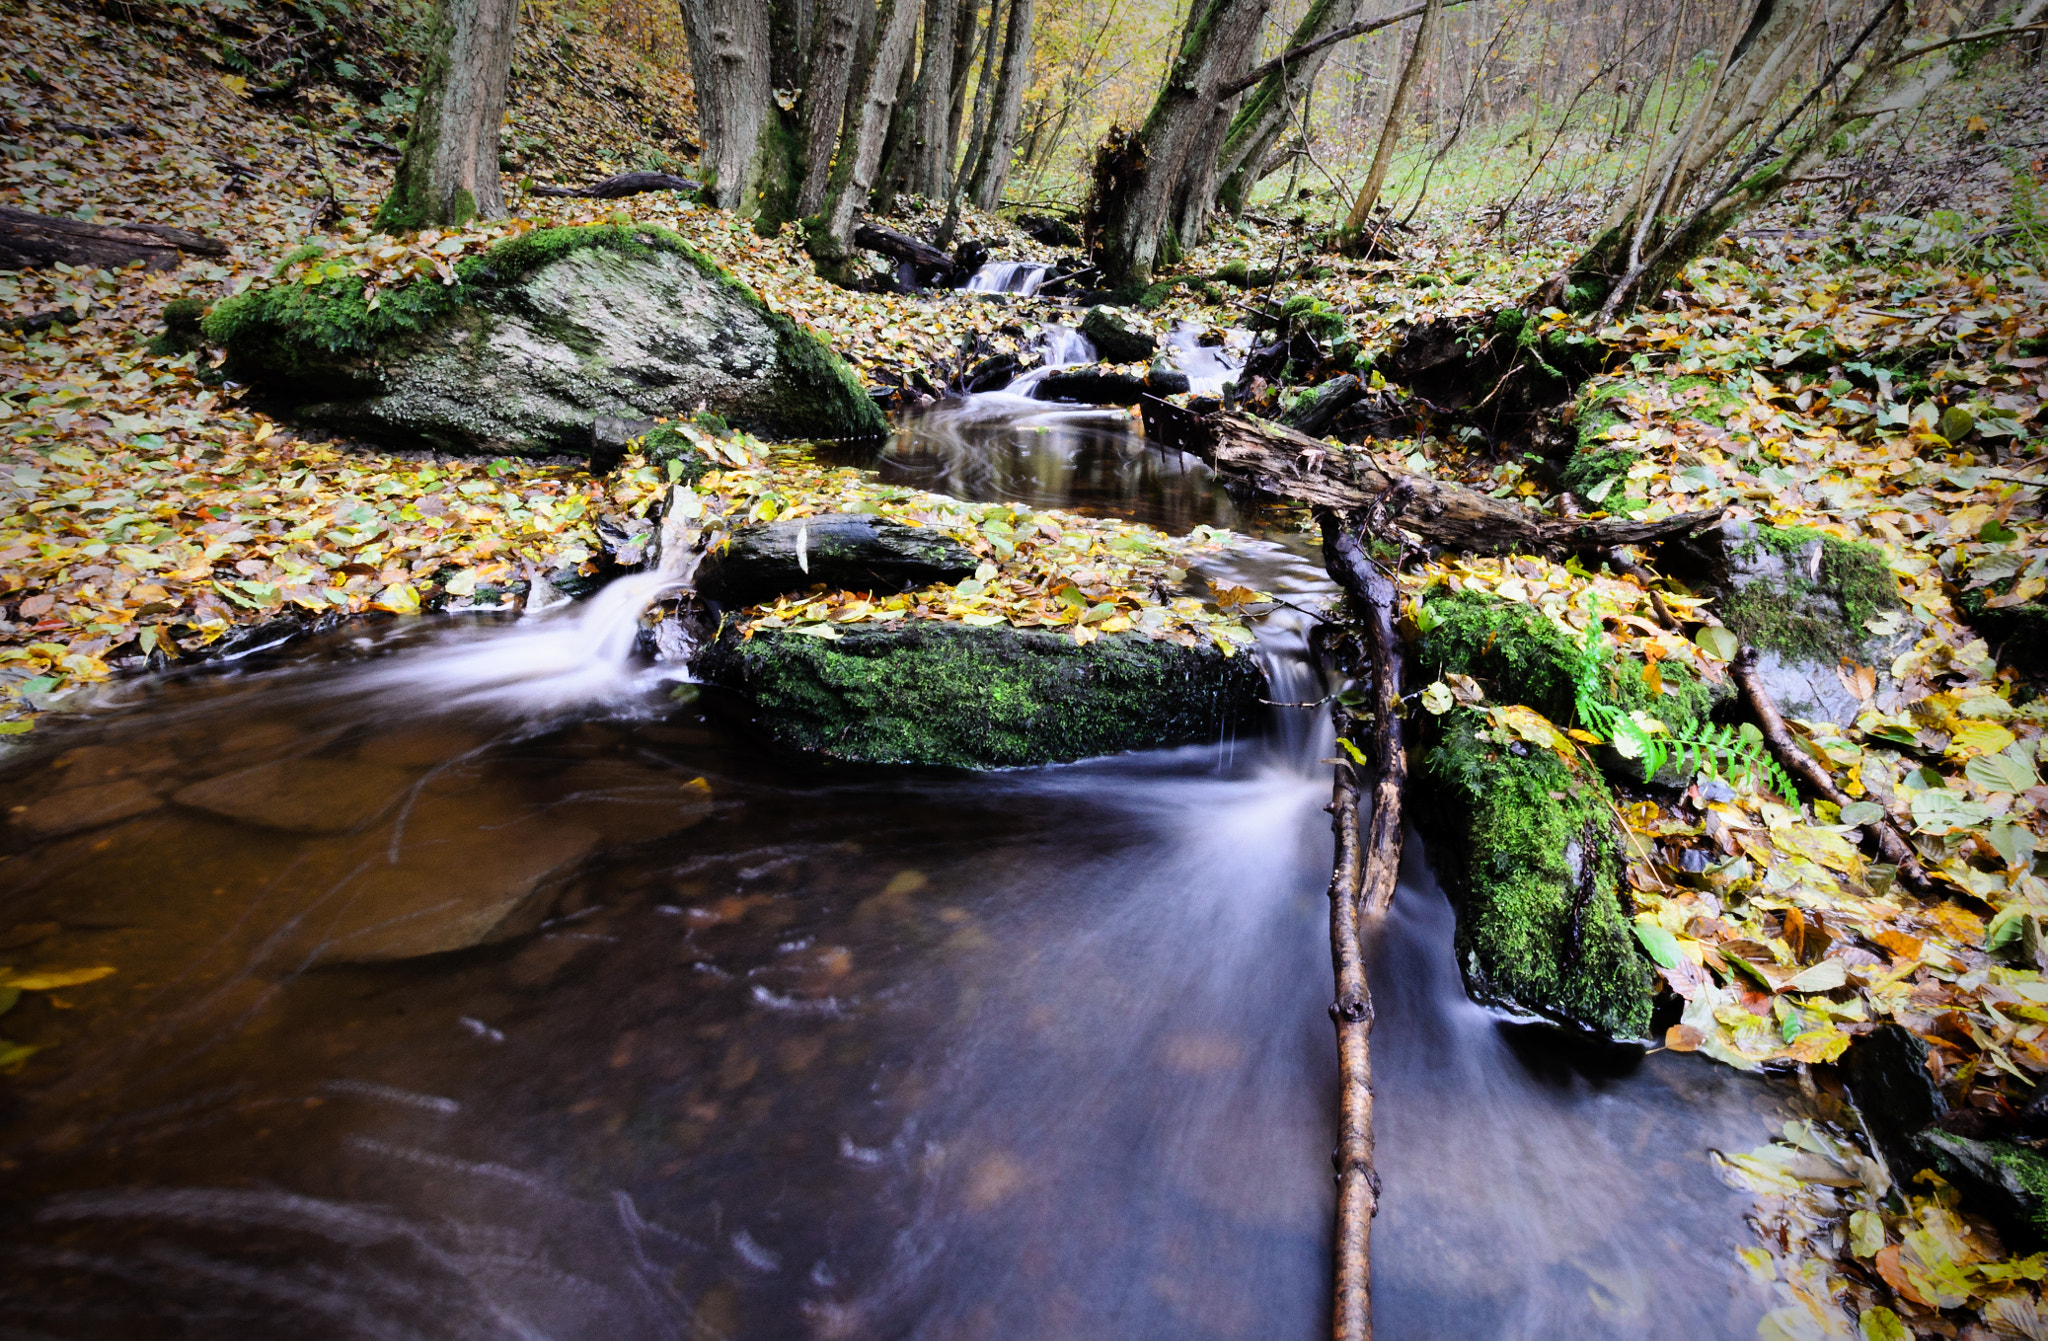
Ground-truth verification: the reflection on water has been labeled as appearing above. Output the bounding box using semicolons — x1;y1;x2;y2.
0;406;1780;1338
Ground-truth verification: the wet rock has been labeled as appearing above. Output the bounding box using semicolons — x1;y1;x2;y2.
695;621;1265;769
1842;1023;1948;1169
1032;368;1146;406
1421;709;1657;1040
1915;1131;2048;1253
1143;367;1191;397
206;224;886;455
1956;579;2048;674
1666;520;1909;726
963;353;1021;393
1080;306;1157;363
694;515;977;610
173;757;418;833
8;777;162;839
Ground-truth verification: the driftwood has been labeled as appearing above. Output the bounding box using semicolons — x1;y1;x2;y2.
529;171;702;199
1324;703;1379;1341
1732;648;1933;895
853;222;956;280
1146;404;1724;556
0;206;227;272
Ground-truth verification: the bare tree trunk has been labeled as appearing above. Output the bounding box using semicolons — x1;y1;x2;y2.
938;0;1002;247
871;31;926;214
791;0;864;218
946;0;983;165
1214;0;1369;218
1084;0;1271;290
679;0;776;211
806;0;922;279
1339;0;1443;244
376;0;521;231
966;0;1035;208
908;0;960;195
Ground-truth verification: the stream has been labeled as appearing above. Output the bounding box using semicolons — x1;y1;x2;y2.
0;342;1787;1339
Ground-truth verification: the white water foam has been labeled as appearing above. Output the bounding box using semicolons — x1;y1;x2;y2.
961;261;1051;295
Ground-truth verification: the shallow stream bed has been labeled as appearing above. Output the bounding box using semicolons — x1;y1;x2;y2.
0;383;1785;1338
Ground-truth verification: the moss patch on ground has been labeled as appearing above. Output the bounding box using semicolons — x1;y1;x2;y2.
1562;375;1741;507
1425;708;1657;1040
694;621;1266;768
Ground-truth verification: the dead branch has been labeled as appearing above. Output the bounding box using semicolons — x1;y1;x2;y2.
529;171;703;198
1325;701;1378;1341
1321;509;1407;917
0;206;226;272
1146;405;1724;556
1732;648;1932;895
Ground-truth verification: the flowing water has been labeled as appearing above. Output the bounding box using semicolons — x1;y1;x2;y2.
0;385;1784;1339
960;262;1052;296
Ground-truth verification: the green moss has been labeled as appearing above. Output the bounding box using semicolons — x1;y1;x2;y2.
1562;375;1738;507
204;223;885;441
695;622;1265;768
1723;526;1901;662
147;296;210;356
1279;293;1347;343
274;243;329;275
1491;306;1527;338
1426;709;1656;1039
1415;589;1714;734
447;187;477;227
635;426;711;484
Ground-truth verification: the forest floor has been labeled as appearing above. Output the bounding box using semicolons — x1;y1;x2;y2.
6;0;2048;1336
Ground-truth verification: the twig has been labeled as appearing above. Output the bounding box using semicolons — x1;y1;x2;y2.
1731;648;1933;895
1324;702;1378;1341
1606;550;1681;631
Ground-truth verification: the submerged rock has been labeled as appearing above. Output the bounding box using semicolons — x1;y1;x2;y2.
695;621;1264;768
1916;1131;2048;1253
1032;367;1146;406
205;224;886;455
1422;709;1657;1040
694;514;977;610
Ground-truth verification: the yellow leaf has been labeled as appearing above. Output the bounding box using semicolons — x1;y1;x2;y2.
1949;719;2016;759
0;966;116;990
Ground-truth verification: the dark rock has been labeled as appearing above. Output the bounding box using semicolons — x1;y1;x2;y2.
1033;368;1146;406
1842;1023;1948;1172
590;415;654;474
1143;368;1191;397
1080;305;1158;363
695;621;1266;768
1915;1131;2048;1252
1421;708;1656;1040
1017;213;1081;247
694;514;977;610
205;224;886;455
963;353;1021;393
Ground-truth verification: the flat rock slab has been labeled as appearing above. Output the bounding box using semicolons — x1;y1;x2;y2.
695;621;1265;768
695;514;976;609
174;758;418;833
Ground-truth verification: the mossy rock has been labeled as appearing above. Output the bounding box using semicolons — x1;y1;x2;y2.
1916;1130;2048;1253
1415;589;1719;740
694;621;1265;768
1561;375;1740;509
203;223;885;454
1080;306;1157;363
1423;709;1657;1040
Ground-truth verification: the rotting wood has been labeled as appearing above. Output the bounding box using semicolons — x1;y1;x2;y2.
1732;647;1933;896
0;206;226;272
529;171;702;198
1143;403;1725;556
1324;700;1378;1341
854;222;956;280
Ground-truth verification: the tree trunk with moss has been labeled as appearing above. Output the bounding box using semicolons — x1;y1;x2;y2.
1084;0;1271;292
375;0;521;232
1214;0;1365;219
964;0;1035;209
805;0;923;281
908;0;961;196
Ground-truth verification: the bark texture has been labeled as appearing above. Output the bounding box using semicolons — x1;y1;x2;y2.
0;206;224;271
908;0;960;195
375;0;522;231
807;0;924;277
965;0;1035;208
1214;0;1371;218
1340;0;1442;239
1323;702;1378;1341
679;0;776;210
1085;0;1271;290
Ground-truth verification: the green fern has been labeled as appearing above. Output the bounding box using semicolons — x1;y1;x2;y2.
1570;604;1796;803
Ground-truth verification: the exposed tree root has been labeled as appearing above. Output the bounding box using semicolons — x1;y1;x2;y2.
1732;647;1934;897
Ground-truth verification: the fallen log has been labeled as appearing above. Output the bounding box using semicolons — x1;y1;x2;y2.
1322;509;1407;918
529;171;702;199
1145;403;1724;556
1732;647;1933;895
1324;702;1379;1341
853;223;955;281
0;206;227;272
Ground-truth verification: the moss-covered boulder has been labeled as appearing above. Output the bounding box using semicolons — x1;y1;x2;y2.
1416;589;1722;781
1917;1131;2048;1253
695;515;976;610
1561;375;1741;510
1080;305;1157;363
1672;520;1908;724
1424;709;1657;1040
695;621;1264;768
204;224;885;455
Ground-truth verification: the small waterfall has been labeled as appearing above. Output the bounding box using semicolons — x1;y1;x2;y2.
961;261;1052;295
1162;320;1240;397
349;484;705;715
1001;323;1099;398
